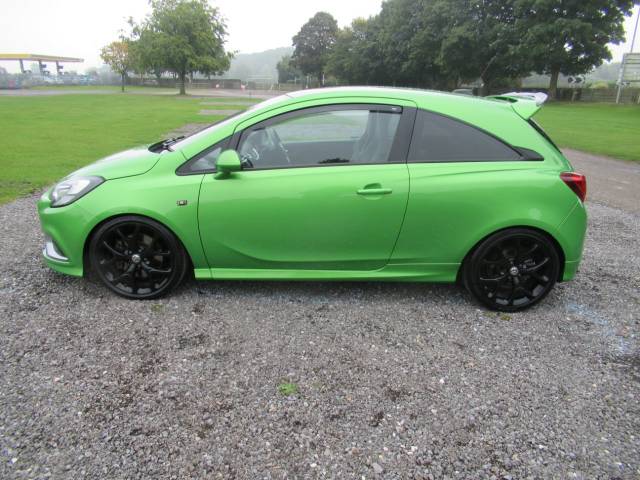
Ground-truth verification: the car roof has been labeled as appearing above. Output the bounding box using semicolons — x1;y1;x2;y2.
235;86;524;128
281;86;513;113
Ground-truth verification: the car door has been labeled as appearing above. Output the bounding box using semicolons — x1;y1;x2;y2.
197;103;415;272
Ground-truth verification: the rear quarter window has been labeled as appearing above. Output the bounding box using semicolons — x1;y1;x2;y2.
408;110;521;162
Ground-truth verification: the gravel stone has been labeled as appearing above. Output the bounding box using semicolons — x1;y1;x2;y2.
0;193;638;479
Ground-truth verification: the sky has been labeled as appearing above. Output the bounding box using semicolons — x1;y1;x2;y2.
0;0;638;73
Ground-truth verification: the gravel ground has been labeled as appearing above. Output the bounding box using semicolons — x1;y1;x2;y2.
0;194;638;479
564;149;640;215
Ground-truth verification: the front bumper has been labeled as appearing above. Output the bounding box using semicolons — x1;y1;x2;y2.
38;191;93;277
43;235;68;261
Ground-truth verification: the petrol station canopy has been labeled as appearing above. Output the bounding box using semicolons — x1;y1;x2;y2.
0;53;83;73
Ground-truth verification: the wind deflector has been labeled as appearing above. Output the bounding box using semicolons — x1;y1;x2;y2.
486;91;548;120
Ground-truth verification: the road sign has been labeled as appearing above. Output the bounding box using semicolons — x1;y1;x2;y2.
616;52;640;103
620;53;640;83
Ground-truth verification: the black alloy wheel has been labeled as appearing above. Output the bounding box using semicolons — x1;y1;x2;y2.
89;216;188;299
464;228;560;312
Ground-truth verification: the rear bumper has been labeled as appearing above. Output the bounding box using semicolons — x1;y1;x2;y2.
555;200;587;281
562;259;581;282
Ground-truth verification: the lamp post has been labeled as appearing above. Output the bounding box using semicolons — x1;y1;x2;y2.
631;6;639;54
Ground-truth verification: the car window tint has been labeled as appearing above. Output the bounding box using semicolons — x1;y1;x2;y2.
238;108;401;169
180;139;227;173
408;110;520;162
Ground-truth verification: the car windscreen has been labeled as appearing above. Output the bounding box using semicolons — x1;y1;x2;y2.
169;94;291;151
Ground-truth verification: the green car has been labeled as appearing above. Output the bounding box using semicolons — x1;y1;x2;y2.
38;87;587;311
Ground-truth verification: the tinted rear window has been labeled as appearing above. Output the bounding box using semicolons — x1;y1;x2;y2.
408;110;520;162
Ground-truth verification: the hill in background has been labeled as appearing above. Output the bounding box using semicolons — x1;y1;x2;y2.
222;47;293;82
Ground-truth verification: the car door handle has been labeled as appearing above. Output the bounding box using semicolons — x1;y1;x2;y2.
356;187;393;196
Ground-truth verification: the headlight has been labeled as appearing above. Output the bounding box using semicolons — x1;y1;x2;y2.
50;176;105;207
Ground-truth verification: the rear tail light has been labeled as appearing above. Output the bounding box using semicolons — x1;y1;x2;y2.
560;172;587;202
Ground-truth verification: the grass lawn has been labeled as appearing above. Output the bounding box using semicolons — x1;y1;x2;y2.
0;93;257;204
536;102;640;162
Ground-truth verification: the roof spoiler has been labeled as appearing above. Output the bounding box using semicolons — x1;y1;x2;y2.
485;91;548;120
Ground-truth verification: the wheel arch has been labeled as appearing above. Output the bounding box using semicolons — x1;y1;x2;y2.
456;225;566;284
82;213;195;275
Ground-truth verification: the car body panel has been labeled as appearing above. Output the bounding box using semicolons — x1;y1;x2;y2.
392;164;580;266
38;150;208;276
38;191;93;276
197;164;410;271
196;263;457;282
556;199;588;280
70;146;163;180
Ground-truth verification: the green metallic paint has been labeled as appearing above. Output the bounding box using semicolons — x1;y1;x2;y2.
201;263;459;282
392;164;579;266
214;149;242;178
37;87;587;288
38;190;93;276
556;199;588;273
70;146;162;180
39;149;208;276
197;163;410;271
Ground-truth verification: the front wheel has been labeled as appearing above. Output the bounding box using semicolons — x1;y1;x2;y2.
463;228;560;312
89;216;188;299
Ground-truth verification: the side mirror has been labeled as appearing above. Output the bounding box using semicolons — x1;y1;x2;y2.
214;149;242;179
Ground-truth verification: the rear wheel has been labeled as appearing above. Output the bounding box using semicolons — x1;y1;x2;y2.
89;216;188;299
464;229;560;312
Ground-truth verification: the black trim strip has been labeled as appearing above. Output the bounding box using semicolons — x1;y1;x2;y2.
528;119;562;153
176;136;231;176
513;146;544;161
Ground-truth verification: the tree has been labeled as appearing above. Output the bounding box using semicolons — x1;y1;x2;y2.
376;0;432;87
514;0;638;99
276;55;303;83
292;12;339;85
128;27;165;80
433;0;529;95
100;41;132;92
327;17;387;85
130;0;232;94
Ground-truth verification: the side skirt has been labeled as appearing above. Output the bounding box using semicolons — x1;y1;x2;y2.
194;263;460;283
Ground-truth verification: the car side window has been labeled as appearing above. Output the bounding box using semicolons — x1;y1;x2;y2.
178;137;229;174
237;106;402;170
408;110;521;162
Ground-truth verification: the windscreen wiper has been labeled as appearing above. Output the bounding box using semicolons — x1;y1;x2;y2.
148;136;185;153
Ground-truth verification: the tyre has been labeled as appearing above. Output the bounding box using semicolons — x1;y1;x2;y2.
463;228;560;312
88;216;188;299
